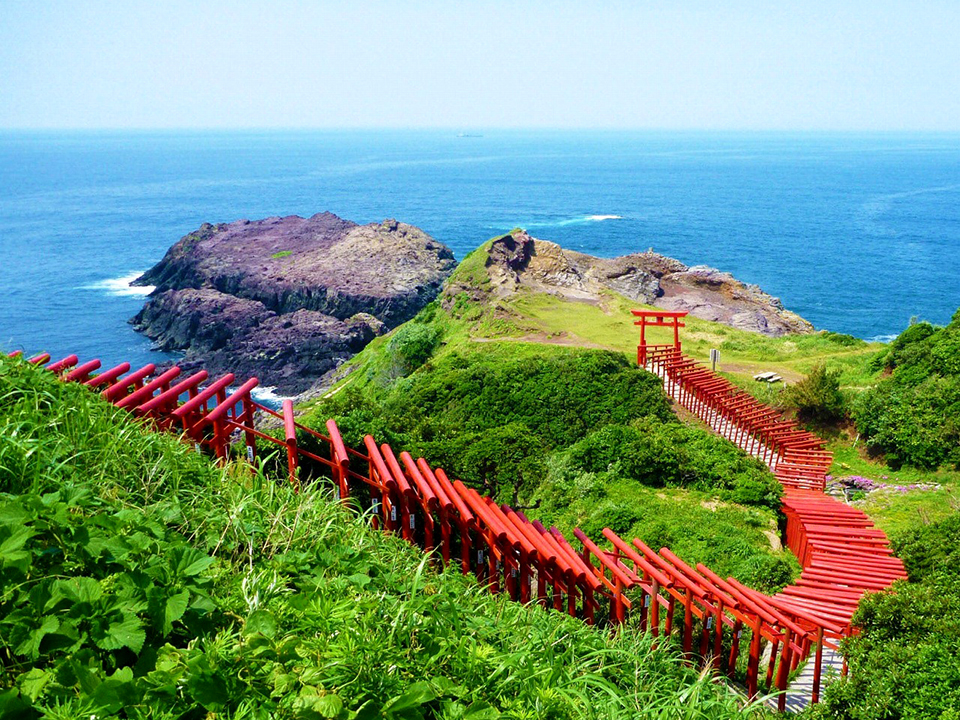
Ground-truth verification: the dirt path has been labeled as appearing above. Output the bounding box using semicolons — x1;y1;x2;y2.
469;333;615;350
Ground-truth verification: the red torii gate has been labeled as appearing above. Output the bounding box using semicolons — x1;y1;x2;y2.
632;309;688;365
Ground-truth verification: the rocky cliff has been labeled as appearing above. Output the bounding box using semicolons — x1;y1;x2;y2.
443;230;813;336
132;213;456;392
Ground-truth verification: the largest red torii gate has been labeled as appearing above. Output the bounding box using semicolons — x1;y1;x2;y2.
632;309;688;365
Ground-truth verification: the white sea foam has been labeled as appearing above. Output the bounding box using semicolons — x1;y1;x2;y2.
252;386;290;408
526;214;624;228
868;334;899;344
82;272;155;297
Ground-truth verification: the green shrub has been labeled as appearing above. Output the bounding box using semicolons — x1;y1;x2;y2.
418;422;549;504
883;320;937;371
386;322;442;376
822;331;866;348
854;377;960;469
312;386;411;451
558;420;782;511
580;500;646;538
395;349;674;448
854;309;960;470
892;513;960;583
810;512;960;719
322;347;675;452
316;348;682;506
565;423;683;488
783;363;846;424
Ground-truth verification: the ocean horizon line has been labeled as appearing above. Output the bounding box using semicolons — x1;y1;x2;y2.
3;126;960;136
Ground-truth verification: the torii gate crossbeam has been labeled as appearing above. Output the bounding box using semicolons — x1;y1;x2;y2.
632;309;689;365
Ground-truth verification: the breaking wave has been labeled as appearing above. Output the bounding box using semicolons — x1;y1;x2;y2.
82;272;154;297
251;386;290;409
524;214;623;228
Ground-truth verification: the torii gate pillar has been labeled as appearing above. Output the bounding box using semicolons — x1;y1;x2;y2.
631;310;688;366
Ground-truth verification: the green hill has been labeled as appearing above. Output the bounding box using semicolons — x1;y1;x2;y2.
0;354;766;719
295;236;960;719
299;240;832;592
305;238;959;538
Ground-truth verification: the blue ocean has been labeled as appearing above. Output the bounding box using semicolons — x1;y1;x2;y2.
2;130;959;374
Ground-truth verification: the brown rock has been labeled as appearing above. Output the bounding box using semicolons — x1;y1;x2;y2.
444;230;812;336
132;213;456;392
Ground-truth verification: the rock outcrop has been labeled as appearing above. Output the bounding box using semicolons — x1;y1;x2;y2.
444;230;812;336
132;213;456;392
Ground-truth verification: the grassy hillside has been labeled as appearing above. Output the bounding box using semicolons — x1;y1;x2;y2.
323;241;882;396
303;237;960;720
0;355;769;719
301;242;806;592
5;236;957;718
304;237;959;590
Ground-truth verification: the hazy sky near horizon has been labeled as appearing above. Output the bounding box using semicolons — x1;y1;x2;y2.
2;0;959;131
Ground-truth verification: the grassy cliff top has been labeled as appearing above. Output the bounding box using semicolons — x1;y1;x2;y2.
323;236;882;399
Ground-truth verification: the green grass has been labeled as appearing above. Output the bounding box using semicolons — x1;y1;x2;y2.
505;289;882;390
536;482;799;593
446;238;496;291
270;250;293;259
853;484;960;537
0;355;772;719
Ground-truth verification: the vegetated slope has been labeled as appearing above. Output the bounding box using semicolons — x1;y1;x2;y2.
300;236;960;719
0;356;766;719
304;241;799;591
795;311;960;719
853;310;960;470
704;310;959;540
805;513;960;720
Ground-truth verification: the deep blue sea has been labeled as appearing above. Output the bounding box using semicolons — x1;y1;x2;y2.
2;130;959;378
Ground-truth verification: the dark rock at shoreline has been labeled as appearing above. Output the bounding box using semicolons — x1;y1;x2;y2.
135;213;456;326
445;230;813;336
132;213;456;393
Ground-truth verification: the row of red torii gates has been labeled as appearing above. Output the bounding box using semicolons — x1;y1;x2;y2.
7;313;906;712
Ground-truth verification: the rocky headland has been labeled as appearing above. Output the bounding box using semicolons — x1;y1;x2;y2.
443;230;812;336
132;220;812;395
132;213;457;392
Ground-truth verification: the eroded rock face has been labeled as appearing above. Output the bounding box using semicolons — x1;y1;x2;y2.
445;230;812;336
136;213;456;326
132;213;456;392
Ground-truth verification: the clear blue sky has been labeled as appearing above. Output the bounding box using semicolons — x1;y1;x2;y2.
2;0;958;130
